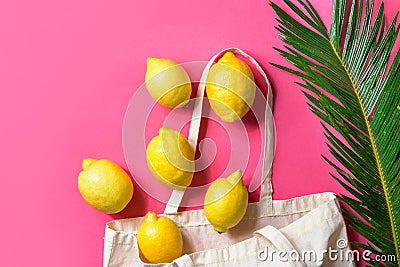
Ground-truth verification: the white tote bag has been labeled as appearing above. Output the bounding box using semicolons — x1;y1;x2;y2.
103;48;355;267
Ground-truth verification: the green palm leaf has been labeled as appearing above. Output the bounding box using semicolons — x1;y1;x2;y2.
270;0;400;265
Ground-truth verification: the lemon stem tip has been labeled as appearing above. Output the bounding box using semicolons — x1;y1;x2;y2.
227;169;243;185
82;158;97;170
214;226;226;233
145;211;158;222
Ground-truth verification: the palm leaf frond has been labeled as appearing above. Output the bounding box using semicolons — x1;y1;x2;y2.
270;0;400;265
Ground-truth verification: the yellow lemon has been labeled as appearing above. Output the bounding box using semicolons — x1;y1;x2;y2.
146;127;194;189
145;57;192;108
206;51;256;122
204;170;248;233
137;212;183;263
77;158;134;214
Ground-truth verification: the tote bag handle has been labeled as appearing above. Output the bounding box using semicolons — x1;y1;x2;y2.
164;48;275;214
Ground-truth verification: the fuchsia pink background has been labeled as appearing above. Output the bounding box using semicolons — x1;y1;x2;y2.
0;0;399;266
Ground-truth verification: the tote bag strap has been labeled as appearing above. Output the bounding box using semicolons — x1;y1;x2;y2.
255;226;307;267
173;254;196;267
164;47;274;214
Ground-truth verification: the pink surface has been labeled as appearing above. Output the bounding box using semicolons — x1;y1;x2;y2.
0;0;399;266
